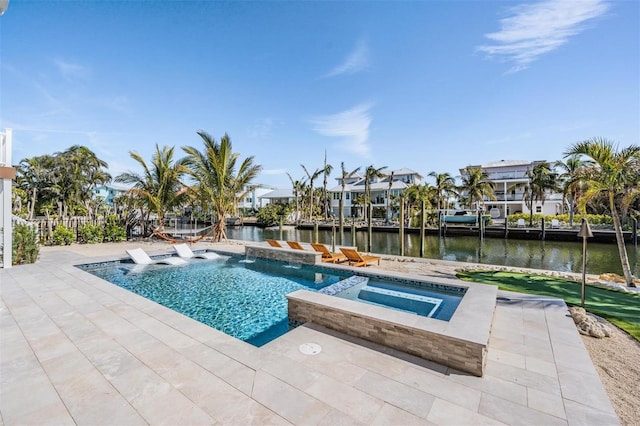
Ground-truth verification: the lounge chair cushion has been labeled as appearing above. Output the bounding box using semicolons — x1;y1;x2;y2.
126;248;187;265
173;243;221;260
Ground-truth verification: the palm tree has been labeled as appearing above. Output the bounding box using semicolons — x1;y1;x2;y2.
62;145;111;219
286;172;305;225
364;165;387;220
522;162;559;226
17;155;54;220
115;144;188;233
182;131;262;242
386;171;395;222
556;155;593;227
458;167;496;210
565;137;640;286
429;171;457;212
403;183;434;227
321;151;333;220
301;164;322;221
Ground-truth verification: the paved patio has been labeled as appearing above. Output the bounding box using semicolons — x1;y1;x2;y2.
0;243;619;425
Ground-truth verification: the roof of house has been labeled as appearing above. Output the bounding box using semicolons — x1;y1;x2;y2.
473;160;533;169
259;188;294;199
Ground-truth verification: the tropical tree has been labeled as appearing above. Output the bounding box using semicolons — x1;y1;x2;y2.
301;164;322;221
16;155;54;220
403;183;435;227
321;151;333;220
564;137;640;286
520;162;559;226
429;171;457;211
286;172;305;225
16;146;111;220
458;167;495;209
386;171;395;221
61;145;111;219
556;155;593;226
364;165;387;220
182;131;262;242
115;144;188;234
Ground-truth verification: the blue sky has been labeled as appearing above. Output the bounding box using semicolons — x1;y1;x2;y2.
1;0;638;188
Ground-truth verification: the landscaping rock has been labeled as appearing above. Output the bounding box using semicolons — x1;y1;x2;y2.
569;307;612;338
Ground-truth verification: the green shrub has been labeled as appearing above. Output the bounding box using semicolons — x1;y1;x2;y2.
52;225;75;245
12;223;39;265
77;223;103;244
103;215;126;242
507;213;613;227
257;204;290;227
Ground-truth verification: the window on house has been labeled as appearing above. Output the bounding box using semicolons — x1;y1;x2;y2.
536;206;542;213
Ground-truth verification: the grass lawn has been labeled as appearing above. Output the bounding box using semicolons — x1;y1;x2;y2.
457;270;640;341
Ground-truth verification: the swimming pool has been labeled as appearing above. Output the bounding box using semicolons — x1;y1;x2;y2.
79;251;468;349
79;255;347;346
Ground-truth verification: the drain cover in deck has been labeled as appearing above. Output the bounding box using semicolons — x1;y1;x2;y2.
299;343;322;355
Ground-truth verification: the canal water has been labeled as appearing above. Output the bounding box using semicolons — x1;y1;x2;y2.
224;226;637;277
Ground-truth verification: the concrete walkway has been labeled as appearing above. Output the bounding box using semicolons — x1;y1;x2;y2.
0;243;619;425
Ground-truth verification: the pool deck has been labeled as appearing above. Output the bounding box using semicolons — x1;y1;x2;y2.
0;242;619;425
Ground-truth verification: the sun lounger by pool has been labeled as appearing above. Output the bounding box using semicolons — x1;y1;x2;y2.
173;243;221;260
311;243;347;263
266;239;283;248
339;247;380;267
287;241;305;250
126;248;187;265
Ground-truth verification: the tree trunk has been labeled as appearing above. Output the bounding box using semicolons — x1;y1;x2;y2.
568;194;575;227
610;195;634;286
29;190;37;220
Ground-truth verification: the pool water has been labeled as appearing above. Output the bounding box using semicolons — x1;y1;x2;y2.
334;279;464;321
79;256;347;346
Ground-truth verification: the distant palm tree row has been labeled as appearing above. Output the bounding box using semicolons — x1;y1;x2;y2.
13;135;639;285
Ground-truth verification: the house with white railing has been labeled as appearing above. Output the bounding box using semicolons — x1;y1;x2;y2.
328;168;423;218
459;160;563;220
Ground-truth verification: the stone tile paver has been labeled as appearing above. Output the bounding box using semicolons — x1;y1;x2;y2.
0;243;620;425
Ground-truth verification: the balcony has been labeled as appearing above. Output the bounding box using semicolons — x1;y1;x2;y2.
487;172;528;181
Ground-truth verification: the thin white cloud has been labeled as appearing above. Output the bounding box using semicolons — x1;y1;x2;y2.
93;95;133;115
310;103;373;158
248;118;274;139
53;58;91;81
477;0;609;72
324;38;370;78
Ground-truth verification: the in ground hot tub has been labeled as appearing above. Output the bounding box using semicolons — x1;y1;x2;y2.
287;271;497;376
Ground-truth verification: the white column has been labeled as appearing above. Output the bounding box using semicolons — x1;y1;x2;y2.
1;128;13;268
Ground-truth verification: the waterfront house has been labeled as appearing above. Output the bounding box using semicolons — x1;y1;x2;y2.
328;168;423;219
459;160;563;220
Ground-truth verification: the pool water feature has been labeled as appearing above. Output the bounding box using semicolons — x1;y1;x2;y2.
79;255;347;346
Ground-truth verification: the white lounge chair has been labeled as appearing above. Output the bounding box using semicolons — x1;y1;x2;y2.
551;219;560;229
516;219;526;228
126;248;187;265
173;243;221;260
